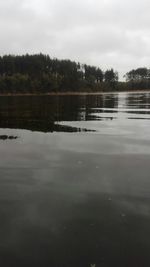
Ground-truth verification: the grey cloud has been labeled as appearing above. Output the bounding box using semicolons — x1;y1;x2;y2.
0;0;150;79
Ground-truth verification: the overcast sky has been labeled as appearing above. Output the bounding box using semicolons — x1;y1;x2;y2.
0;0;150;79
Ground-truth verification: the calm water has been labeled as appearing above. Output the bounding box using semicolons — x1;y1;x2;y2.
0;92;150;267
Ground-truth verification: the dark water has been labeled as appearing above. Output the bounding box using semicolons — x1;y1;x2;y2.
0;92;150;267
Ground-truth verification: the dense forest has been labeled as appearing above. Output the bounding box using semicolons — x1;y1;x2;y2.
0;54;149;93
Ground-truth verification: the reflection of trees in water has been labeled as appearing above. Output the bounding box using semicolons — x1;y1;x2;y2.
83;94;118;120
59;94;118;121
0;135;18;140
0;95;118;132
126;93;150;115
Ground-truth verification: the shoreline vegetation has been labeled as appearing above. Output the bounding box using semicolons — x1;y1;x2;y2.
0;90;150;96
0;54;150;94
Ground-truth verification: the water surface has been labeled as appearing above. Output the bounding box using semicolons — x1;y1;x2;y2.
0;92;150;267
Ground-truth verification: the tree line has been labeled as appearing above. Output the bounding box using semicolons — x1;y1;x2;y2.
123;68;150;90
0;54;149;93
0;54;118;93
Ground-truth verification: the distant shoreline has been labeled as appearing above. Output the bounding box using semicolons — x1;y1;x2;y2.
0;90;150;96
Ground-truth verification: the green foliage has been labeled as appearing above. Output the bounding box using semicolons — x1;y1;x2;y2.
0;54;109;93
104;69;118;83
0;54;119;93
125;68;149;82
0;54;150;93
124;67;150;90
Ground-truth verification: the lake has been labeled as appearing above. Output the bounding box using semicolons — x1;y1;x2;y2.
0;92;150;267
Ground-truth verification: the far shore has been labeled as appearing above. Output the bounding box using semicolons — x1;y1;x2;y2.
0;90;150;96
